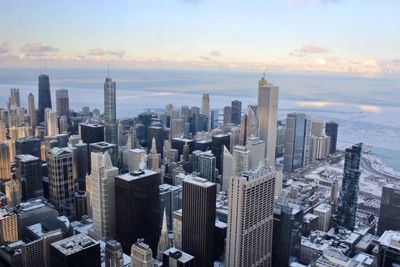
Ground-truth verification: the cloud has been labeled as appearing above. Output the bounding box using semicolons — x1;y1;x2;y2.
209;50;222;57
107;49;125;59
199;56;211;61
88;48;106;57
290;44;330;57
0;42;10;54
19;43;58;57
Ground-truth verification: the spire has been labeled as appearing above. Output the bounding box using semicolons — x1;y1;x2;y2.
157;208;170;260
150;137;157;154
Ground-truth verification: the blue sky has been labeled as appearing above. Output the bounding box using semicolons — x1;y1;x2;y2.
0;0;399;75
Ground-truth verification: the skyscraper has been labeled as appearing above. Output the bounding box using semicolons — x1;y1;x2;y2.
45;108;59;137
232;145;249;175
8;88;20;107
15;154;42;201
28;93;36;127
56;89;69;118
15;136;41;158
115;170;160;254
47;147;75;218
211;133;230;174
0;142;11;181
130;240;154;267
38;74;52;123
284;113;306;172
201;93;210;120
157;209;170;260
223;106;232;125
377;184;400;236
325;121;339;154
377;230;400;266
182;178;216;267
148;137;161;171
231;100;242;125
258;76;279;165
272;198;303;267
336;143;363;231
0;208;18;244
104;77;117;144
222;146;233;191
87;151;118;241
225;167;276;267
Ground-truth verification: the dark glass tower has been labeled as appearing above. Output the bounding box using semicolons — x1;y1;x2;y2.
336;143;363;231
284;113;306;172
15;154;43;201
211;134;230;174
182;178;216;267
115;170;160;255
377;184;400;236
104;77;117;144
325;121;338;154
15;136;41;158
38;74;52;123
231;100;242;125
272;199;303;267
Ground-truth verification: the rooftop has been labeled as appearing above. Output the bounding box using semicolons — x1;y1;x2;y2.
15;154;39;162
164;247;194;263
117;169;157;182
314;203;332;213
51;233;99;256
379;230;400;250
184;177;215;188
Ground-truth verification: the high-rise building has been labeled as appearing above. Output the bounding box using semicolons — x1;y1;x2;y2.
15;136;41;158
90;142;118;169
337;143;363;231
246;136;265;169
232;145;249;175
45;108;59;137
28;93;36;127
377;184;400;236
198;152;217;182
173;209;182;249
201;93;210;120
56;89;69;118
70;142;88;190
302;118;312;167
104;77;118;144
115;170;160;254
225;167;276;267
79;123;104;144
231;100;242;125
230;126;241;152
171;118;184;139
182;178;216;267
4;178;22;207
258;76;279;165
86;152;118;241
210;109;219;130
0;208;18;244
130;240;154;267
105;240;124;267
223;106;232;125
8;88;21;107
50;233;101;267
157;209;170;260
272;198;303;267
377;230;400;266
325;121;339;154
47;147;75;218
313;203;332;232
211;133;230;174
148;137;161;171
38;74;52;123
0;142;11;181
222;146;233;191
15;154;42;201
284;113;306;172
311;119;324;137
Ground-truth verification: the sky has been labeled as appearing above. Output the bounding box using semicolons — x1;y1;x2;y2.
0;0;399;75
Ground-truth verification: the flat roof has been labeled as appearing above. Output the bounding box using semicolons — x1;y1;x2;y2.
117;169;157;182
184;177;215;188
379;230;400;250
51;233;99;256
15;154;39;162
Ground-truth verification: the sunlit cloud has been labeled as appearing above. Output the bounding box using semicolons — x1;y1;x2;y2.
297;101;343;108
19;43;58;58
209;50;222;57
88;48;106;57
358;104;381;113
290;44;330;57
148;92;175;97
107;49;125;59
118;95;138;100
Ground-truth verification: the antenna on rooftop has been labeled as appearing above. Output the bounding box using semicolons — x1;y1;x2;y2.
263;66;268;79
107;62;110;78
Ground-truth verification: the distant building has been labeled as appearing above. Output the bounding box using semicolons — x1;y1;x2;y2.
0;208;18;244
38;74;52;123
50;233;101;267
313;203;332;232
104;77;118;145
15;136;41;158
0;143;11;180
337;143;363;231
56;89;69;118
377;184;400;236
223;106;232;125
284;113;307;172
79;123;104;145
325;121;338;154
231;100;242;125
258;76;279;165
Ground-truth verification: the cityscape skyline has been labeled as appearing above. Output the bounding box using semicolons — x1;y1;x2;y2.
0;0;400;76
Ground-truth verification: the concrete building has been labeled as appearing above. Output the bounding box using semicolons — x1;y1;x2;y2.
232;145;249;175
86;151;119;241
163;247;195;267
314;203;332;232
377;230;400;267
130;240;154;267
258;76;279;165
105;240;124;267
222;146;233;191
0;208;18;244
246;136;265;170
56;89;69;118
377;184;400;236
225;167;276;267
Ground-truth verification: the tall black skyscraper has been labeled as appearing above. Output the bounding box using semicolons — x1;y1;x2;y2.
182;178;216;267
115;170;160;254
104;77;117;145
272;198;303;267
38;74;52;123
79;123;104;144
377;184;400;236
15;155;42;201
336;143;363;231
15;136;41;158
211;134;230;174
325;121;338;154
231;100;242;125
